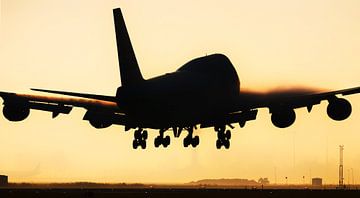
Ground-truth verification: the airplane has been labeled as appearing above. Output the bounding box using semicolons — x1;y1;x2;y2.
1;8;359;149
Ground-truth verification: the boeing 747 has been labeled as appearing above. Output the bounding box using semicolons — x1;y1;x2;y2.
1;8;359;149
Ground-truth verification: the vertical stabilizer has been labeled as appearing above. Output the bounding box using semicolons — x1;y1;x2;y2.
113;8;144;86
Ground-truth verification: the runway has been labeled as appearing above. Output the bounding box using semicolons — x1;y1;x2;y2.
1;188;359;198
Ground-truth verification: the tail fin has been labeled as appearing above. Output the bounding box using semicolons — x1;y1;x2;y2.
113;8;144;86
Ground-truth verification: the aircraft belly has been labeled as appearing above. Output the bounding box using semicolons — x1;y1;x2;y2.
125;96;236;129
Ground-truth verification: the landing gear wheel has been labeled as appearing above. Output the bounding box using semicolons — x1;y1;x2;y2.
183;137;190;147
142;130;148;140
224;140;230;149
132;140;138;149
192;136;200;147
225;130;231;139
216;139;222;149
217;131;224;139
164;136;170;147
140;140;146;149
134;130;142;139
154;136;161;148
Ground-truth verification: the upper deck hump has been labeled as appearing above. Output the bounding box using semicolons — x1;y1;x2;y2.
177;53;239;83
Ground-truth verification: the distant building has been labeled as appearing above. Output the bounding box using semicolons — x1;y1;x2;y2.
258;178;270;185
312;178;322;186
0;175;8;186
189;179;259;186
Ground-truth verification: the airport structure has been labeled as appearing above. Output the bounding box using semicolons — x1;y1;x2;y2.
0;175;8;186
339;145;344;188
312;178;322;186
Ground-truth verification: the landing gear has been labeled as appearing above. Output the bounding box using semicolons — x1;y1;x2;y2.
131;127;201;149
132;128;148;149
215;126;231;149
173;127;183;138
154;129;171;148
183;127;200;148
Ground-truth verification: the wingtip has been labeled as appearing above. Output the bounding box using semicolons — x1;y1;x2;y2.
31;88;42;92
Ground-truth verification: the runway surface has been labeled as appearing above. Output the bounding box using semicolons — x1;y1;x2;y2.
1;188;359;198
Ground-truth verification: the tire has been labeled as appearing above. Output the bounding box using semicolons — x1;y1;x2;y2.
132;140;138;149
183;137;190;147
224;140;230;149
192;136;200;147
134;130;142;139
216;139;222;149
217;131;224;139
164;136;170;147
225;130;231;139
142;130;148;140
154;137;161;148
140;140;146;149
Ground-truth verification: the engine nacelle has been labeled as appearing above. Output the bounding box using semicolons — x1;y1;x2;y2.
3;104;30;122
271;108;296;128
83;111;112;129
327;98;352;121
89;118;112;129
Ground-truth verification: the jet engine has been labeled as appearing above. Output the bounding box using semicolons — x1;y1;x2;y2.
84;111;112;129
327;98;352;121
3;103;30;122
89;118;112;129
271;108;296;128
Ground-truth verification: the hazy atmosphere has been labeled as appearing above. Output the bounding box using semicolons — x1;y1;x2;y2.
1;0;360;184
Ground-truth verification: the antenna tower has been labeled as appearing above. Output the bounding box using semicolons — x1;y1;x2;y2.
339;145;344;188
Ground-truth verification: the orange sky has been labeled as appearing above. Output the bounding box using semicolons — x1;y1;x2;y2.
1;0;360;184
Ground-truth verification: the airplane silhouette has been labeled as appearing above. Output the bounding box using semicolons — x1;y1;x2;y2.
1;8;359;149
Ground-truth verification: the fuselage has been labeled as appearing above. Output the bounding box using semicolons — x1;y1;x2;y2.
116;54;241;129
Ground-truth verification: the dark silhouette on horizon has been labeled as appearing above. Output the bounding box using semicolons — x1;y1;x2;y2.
0;8;359;149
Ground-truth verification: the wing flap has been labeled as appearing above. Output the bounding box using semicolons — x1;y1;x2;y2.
28;102;72;118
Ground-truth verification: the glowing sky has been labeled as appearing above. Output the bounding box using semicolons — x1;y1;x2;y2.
1;0;360;184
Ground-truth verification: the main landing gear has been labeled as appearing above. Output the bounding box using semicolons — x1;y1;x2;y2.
154;127;200;148
132;128;148;149
183;127;200;148
154;129;171;148
131;126;231;149
215;126;231;149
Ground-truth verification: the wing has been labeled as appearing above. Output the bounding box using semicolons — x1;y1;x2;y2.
238;86;360;128
240;86;360;109
0;90;126;129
